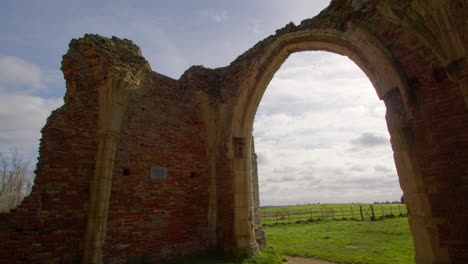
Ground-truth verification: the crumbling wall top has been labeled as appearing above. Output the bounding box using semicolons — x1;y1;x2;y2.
61;34;151;104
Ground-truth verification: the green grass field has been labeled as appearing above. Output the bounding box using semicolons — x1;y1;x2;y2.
261;203;404;212
261;203;364;212
265;217;414;264
261;203;407;224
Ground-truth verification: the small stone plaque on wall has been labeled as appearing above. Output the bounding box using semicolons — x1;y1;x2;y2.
150;166;168;180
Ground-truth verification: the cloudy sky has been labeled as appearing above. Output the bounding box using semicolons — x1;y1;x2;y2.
0;0;402;205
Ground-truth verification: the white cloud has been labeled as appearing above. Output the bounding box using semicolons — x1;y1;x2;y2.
374;165;393;173
350;132;389;147
0;92;62;154
0;55;61;158
0;56;45;89
249;20;266;35
254;51;401;205
202;9;228;23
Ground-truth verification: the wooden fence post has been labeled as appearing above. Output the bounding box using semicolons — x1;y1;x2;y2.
370;205;376;220
359;205;364;221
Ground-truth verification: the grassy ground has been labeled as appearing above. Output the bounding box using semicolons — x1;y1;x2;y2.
264;217;414;264
163;211;414;264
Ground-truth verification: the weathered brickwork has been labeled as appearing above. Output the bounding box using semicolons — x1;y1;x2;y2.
103;72;210;263
0;38;100;262
0;0;466;263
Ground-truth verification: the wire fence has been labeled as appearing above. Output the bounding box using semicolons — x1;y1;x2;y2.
261;204;407;225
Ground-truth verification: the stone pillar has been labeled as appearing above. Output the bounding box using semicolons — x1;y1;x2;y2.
251;137;265;250
195;93;220;250
385;90;451;264
233;136;259;257
82;131;120;263
390;127;450;264
82;67;144;264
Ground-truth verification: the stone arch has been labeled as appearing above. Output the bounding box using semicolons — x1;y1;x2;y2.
231;24;412;138
226;22;451;264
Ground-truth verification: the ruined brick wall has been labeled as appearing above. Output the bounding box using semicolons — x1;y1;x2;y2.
0;0;467;263
0;35;211;264
0;36;102;263
0;104;95;263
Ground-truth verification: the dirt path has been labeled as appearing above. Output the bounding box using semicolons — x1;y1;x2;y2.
285;256;338;264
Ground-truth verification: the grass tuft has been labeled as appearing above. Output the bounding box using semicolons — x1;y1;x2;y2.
241;247;283;264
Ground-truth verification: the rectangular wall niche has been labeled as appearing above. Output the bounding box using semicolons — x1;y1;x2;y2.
233;137;246;158
150;166;168;180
